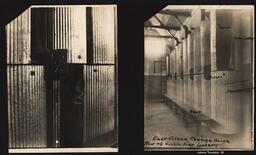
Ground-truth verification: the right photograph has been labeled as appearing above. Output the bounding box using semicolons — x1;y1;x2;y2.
144;5;254;150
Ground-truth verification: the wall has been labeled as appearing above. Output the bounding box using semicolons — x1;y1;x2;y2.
144;29;169;99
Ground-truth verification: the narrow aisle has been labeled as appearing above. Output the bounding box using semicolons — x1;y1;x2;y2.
144;101;196;141
144;100;246;149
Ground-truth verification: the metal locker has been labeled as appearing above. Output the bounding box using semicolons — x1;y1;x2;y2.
193;27;202;111
187;31;194;109
83;66;115;143
7;65;47;148
200;18;211;117
210;9;252;134
183;38;189;108
7;5;117;149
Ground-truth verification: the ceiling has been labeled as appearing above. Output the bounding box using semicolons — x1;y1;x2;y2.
144;6;192;44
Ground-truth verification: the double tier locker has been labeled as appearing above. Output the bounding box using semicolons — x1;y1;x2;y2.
6;6;117;148
210;9;253;135
166;9;253;137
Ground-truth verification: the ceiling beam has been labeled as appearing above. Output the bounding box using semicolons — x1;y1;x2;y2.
145;35;174;39
144;25;181;31
172;16;190;37
153;15;180;45
159;10;191;17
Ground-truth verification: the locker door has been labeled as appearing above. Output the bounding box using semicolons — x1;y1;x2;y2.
7;65;47;148
200;19;211;117
83;66;115;144
187;32;194;109
193;27;202;111
183;38;188;107
210;10;245;134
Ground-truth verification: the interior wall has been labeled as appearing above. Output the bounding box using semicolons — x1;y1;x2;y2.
144;28;169;100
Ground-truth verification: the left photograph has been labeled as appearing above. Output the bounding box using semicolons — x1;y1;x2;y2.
6;5;117;153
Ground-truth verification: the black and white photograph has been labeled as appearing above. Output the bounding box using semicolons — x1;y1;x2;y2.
1;1;256;155
144;5;254;150
5;5;118;153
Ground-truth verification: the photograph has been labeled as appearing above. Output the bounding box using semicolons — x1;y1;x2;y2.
5;5;118;153
144;5;254;151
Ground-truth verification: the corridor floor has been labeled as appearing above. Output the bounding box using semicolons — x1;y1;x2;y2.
144;100;197;150
144;100;249;150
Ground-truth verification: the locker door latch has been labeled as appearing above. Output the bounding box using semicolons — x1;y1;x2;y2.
174;72;177;80
180;71;184;80
189;68;194;80
203;65;211;80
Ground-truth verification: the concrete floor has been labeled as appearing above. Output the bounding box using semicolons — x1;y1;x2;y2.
144;100;197;150
144;100;251;150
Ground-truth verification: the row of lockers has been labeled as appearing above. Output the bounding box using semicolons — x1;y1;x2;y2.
165;9;253;134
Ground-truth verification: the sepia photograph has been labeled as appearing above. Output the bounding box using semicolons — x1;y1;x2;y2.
144;5;254;151
6;5;118;153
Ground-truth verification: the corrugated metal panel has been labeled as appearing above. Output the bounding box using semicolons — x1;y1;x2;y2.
200;19;211;116
210;10;217;71
164;9;252;137
183;38;188;107
167;51;175;99
211;71;242;134
6;9;31;64
7;65;47;148
7;6;117;64
239;10;253;145
173;49;177;100
179;42;184;107
52;6;87;63
176;45;180;104
187;32;194;108
70;7;87;63
210;10;253;134
92;7;115;64
83;65;115;143
193;27;202;111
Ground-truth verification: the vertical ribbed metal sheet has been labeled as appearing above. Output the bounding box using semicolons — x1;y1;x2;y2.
164;9;252;138
210;10;252;134
83;65;115;143
193;27;202;111
92;7;115;64
167;51;174;99
6;9;31;64
179;42;184;106
200;19;211;116
6;6;118;64
239;9;253;146
183;38;188;107
52;6;86;63
7;6;117;148
167;49;177;100
176;45;180;105
211;71;242;134
187;32;194;108
7;65;47;148
173;49;177;100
